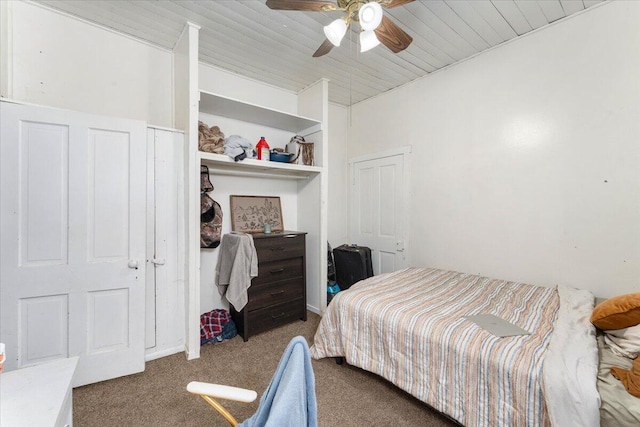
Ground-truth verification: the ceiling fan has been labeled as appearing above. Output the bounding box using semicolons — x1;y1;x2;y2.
265;0;414;57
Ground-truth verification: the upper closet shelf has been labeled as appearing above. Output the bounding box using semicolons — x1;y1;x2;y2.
199;90;321;136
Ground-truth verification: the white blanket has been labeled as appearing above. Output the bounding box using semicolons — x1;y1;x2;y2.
543;285;600;427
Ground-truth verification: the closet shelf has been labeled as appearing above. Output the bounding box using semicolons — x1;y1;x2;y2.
199;152;322;178
199;90;321;135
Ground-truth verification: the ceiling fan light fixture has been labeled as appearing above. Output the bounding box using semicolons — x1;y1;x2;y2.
359;2;383;31
360;29;380;52
324;18;348;46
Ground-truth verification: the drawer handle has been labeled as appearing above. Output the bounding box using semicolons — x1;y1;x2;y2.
270;247;286;251
270;290;285;297
271;312;286;320
270;268;285;274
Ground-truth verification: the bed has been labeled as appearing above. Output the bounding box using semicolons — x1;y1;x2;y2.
597;332;640;426
310;267;640;427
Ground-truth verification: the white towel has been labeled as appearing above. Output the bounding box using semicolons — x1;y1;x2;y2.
216;233;258;311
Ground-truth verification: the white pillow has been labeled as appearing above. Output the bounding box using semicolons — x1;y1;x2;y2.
604;323;640;359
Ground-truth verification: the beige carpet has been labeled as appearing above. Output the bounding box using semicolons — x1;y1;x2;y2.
73;312;459;426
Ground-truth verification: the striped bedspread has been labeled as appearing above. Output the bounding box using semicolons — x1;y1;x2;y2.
311;268;559;427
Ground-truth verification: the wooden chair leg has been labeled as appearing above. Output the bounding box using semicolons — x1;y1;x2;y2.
199;395;239;427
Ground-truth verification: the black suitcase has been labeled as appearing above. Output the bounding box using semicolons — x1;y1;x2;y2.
333;244;373;290
327;242;336;282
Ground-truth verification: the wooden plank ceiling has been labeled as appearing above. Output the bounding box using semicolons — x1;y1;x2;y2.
35;0;605;106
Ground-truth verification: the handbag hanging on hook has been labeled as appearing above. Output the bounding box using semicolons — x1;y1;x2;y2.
200;165;222;248
201;165;214;192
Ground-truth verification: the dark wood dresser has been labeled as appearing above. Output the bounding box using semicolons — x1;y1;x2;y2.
231;231;307;341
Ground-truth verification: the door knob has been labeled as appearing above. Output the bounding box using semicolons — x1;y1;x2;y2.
128;260;139;269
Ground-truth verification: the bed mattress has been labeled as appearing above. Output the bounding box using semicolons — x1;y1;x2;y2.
311;267;559;427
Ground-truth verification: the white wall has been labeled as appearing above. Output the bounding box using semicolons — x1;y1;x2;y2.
4;1;173;127
349;1;640;298
328;103;349;248
1;2;303;127
199;62;298;115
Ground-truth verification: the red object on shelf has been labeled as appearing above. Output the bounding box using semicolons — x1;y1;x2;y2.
256;136;270;161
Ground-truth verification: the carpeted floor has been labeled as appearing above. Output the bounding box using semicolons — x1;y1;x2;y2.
73;312;459;426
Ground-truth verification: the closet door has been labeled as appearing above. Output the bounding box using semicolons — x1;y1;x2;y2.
145;127;185;360
0;101;146;386
350;150;409;275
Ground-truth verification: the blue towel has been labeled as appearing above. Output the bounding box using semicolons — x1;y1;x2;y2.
238;336;318;427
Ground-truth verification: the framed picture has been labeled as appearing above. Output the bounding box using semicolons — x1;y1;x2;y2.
230;195;284;233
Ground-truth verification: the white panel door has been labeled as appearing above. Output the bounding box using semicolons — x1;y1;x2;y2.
350;151;408;274
0;101;146;386
145;128;185;359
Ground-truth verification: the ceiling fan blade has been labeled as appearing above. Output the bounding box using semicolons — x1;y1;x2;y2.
265;0;339;12
379;0;415;8
313;39;334;57
374;15;413;53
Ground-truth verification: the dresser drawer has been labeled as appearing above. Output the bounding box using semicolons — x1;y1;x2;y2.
247;277;304;311
254;234;305;263
247;298;305;336
252;258;303;287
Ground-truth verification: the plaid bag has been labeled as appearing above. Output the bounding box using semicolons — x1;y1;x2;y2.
200;309;237;345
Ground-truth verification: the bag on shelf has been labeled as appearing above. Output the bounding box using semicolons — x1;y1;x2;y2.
286;135;315;166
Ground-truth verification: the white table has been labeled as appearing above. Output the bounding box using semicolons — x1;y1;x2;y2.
1;357;79;427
